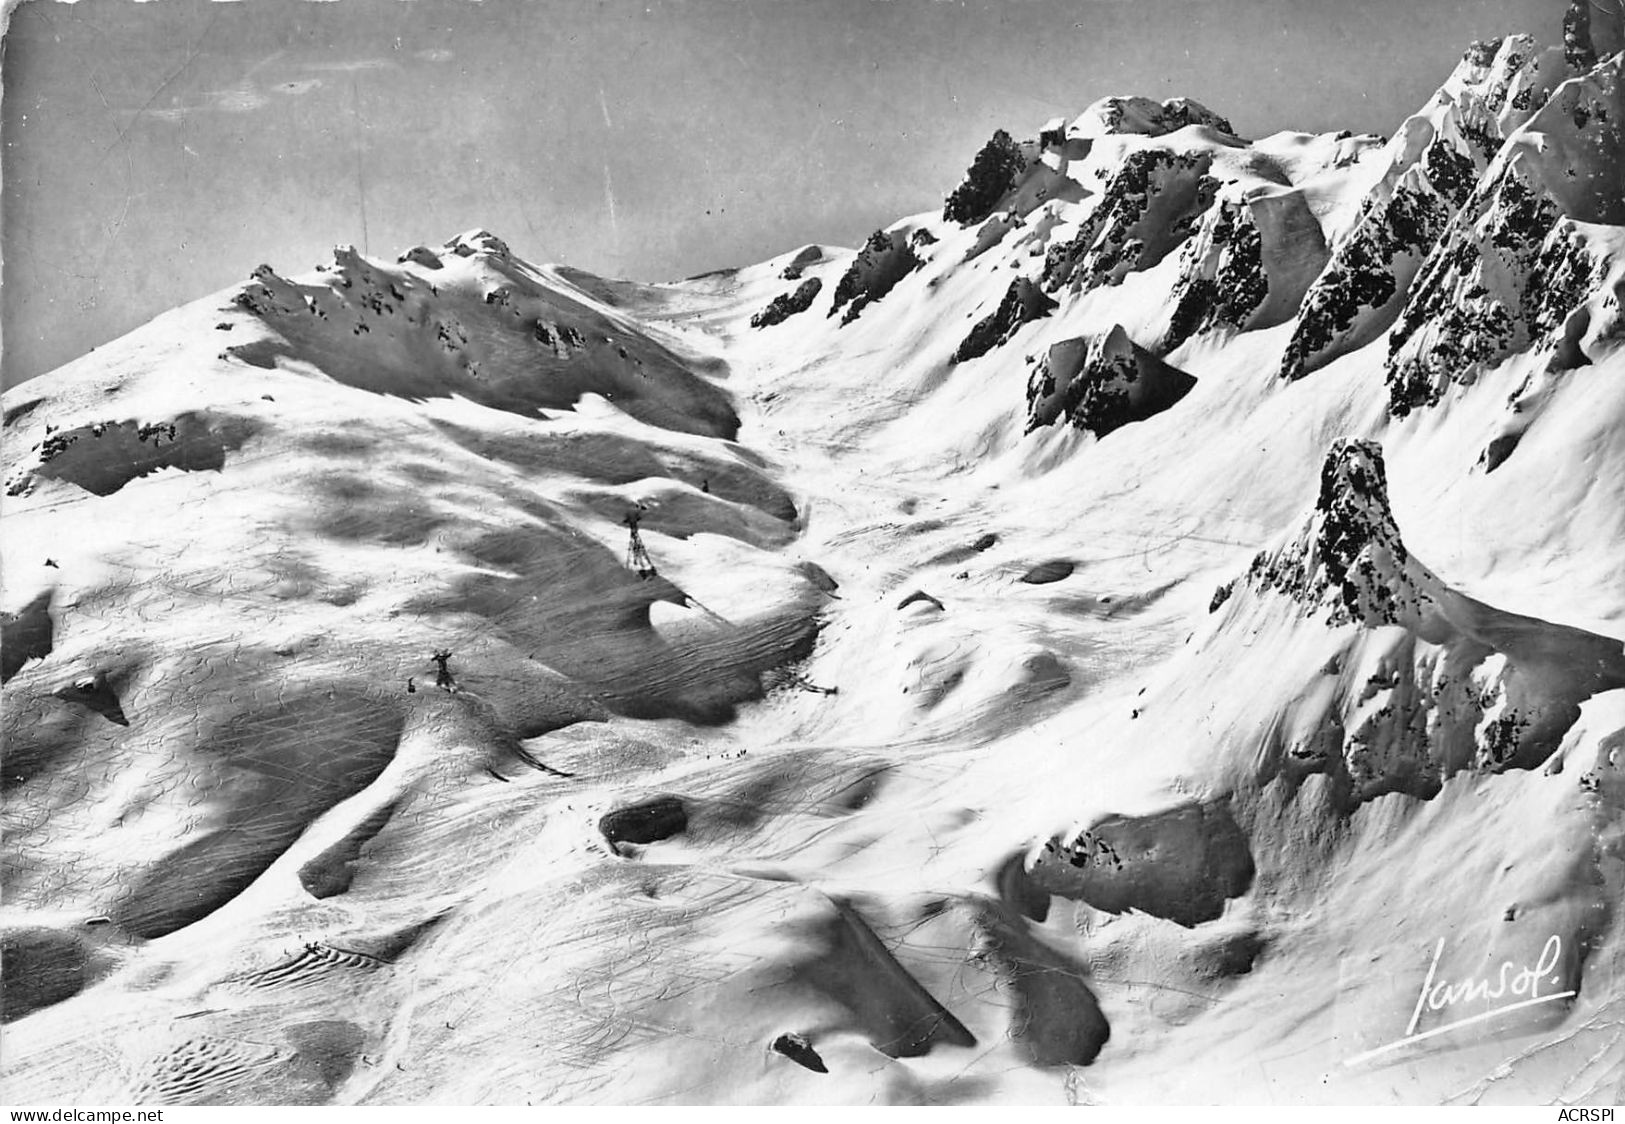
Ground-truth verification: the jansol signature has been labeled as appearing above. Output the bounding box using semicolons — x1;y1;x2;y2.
1344;934;1575;1066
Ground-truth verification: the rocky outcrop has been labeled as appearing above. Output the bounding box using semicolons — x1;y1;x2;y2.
770;1032;828;1073
828;230;922;325
1071;95;1235;139
1232;439;1625;797
943;129;1028;226
1383;52;1623;413
222;243;744;439
1164;197;1265;348
444;229;512;260
1279;171;1456;382
1042;149;1217;292
1279;34;1573;382
1163;187;1330;350
750;277;823;328
1026;325;1196;436
1384;160;1607;416
952;278;1056;363
1244;439;1421;626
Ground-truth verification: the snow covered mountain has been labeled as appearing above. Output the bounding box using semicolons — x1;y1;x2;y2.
3;30;1624;1107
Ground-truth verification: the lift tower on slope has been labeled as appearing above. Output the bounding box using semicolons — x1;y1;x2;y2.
624;507;657;580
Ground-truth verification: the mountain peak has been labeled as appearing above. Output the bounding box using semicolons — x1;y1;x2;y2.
444;228;514;260
1246;438;1427;626
1070;95;1236;140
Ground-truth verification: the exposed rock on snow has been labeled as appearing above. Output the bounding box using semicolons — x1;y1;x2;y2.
444;229;513;260
952;278;1056;363
750;277;823;329
222;241;743;438
1070;95;1236;140
1246;439;1422;626
896;589;946;612
1165;186;1329;349
1279;34;1579;382
827;228;922;325
769;1032;827;1073
1042;148;1218;292
1234;439;1625;797
943;129;1028;227
1386;53;1623;414
1026;325;1196;436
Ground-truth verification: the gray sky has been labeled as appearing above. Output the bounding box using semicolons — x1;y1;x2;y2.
2;0;1561;388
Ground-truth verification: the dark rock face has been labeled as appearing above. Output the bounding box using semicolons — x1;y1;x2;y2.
1479;430;1524;473
1042;150;1217;292
1275;33;1574;382
1374;52;1623;425
224;247;745;440
599;795;689;846
750;277;823;329
1281;176;1454;382
1234;438;1625;799
943;129;1027;227
952;278;1056;363
1026;325;1197;437
1385;163;1603;416
444;230;511;260
1164;198;1268;350
828;230;922;326
770;1032;828;1073
1087;95;1235;138
1245;439;1413;626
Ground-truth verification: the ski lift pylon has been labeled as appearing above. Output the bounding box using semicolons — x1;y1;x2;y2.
624;507;657;579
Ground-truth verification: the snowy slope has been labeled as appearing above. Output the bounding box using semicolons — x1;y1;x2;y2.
4;36;1625;1109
